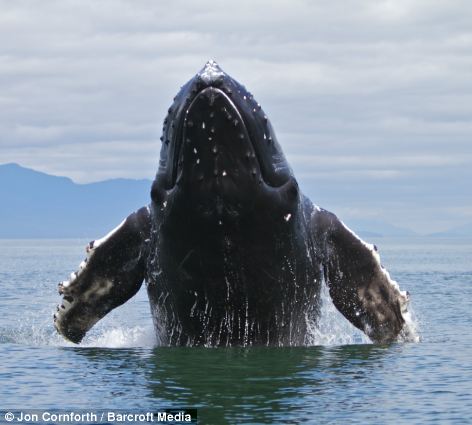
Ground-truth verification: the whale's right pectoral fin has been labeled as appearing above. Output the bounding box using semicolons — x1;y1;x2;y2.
54;206;151;343
311;208;413;344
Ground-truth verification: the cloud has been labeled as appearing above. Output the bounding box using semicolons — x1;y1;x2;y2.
0;0;471;232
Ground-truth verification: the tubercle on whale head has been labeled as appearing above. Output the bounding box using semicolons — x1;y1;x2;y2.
151;60;297;221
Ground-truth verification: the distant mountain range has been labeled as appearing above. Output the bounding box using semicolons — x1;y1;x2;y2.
0;163;150;238
0;163;469;238
428;222;472;238
341;218;417;238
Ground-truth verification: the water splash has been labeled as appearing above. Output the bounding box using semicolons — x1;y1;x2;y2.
305;281;371;346
81;326;157;348
398;304;421;343
1;323;157;349
2;286;418;349
0;307;157;349
306;281;420;346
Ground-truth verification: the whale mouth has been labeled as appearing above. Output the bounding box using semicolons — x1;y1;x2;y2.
156;61;293;194
172;86;261;189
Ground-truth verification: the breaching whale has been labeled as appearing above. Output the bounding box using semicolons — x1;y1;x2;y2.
54;61;414;346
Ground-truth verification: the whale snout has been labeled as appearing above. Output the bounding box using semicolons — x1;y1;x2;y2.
196;60;226;85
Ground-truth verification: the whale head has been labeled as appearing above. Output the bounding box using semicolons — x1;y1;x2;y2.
151;61;299;224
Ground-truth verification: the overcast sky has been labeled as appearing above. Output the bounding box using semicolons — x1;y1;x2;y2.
1;0;471;233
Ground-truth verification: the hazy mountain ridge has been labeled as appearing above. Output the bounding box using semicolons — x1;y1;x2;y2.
428;222;472;238
0;163;467;238
0;163;151;238
341;218;417;238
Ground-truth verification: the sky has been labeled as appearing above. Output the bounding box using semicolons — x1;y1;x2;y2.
1;0;471;233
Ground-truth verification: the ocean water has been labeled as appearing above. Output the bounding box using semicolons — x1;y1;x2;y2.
0;238;471;424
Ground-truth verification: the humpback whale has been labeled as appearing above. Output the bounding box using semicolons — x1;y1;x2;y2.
54;61;414;346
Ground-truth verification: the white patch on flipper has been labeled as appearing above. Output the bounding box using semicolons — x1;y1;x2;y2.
83;279;113;301
61;296;72;309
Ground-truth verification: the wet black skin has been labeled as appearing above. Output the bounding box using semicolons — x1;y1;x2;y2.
54;62;410;346
148;63;320;346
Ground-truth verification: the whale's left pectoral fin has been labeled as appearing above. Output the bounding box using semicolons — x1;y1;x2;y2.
311;209;412;343
54;206;151;343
